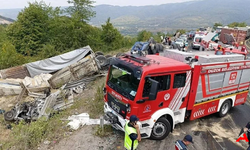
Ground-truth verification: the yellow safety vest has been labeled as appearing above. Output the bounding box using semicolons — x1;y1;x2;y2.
122;70;127;75
124;122;138;150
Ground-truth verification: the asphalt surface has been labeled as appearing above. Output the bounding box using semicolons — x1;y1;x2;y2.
137;101;250;150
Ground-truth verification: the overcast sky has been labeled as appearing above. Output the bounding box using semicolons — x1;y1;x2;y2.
0;0;193;9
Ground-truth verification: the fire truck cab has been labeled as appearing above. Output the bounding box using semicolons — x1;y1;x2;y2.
103;53;250;140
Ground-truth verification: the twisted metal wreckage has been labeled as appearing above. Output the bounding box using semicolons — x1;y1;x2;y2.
0;46;111;122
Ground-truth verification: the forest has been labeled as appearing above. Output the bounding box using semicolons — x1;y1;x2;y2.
0;0;140;70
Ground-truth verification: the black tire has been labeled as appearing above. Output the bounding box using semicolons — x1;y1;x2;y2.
106;57;113;65
155;44;160;53
96;55;107;67
159;44;164;52
150;117;171;140
105;55;112;58
116;52;125;57
95;51;104;56
218;100;231;117
4;110;16;121
177;44;181;51
172;43;177;49
143;50;148;56
151;44;157;54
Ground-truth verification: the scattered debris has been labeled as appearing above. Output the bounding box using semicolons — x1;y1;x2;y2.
43;140;50;145
6;124;12;129
0;109;5;114
67;113;110;130
3;74;104;122
0;45;112;123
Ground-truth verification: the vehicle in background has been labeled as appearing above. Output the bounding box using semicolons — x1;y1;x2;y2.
175;38;185;48
130;41;149;56
192;34;205;49
179;35;188;43
130;38;164;56
219;27;250;46
199;27;207;31
174;38;188;51
216;26;223;33
188;31;196;39
200;32;219;51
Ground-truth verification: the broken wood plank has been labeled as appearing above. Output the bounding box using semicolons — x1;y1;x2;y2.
15;82;28;101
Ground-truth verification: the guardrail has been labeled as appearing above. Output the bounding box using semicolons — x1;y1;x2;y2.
206;130;226;150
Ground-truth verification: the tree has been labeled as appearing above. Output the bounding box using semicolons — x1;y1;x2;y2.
0;25;7;47
101;18;123;50
0;41;26;69
65;0;95;22
228;22;247;28
175;29;186;35
7;2;53;56
213;23;223;30
137;30;153;41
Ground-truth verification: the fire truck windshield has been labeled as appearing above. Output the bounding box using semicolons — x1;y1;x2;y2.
107;65;140;100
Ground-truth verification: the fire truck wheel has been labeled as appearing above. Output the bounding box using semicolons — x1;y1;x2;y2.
150;117;171;140
218;100;231;117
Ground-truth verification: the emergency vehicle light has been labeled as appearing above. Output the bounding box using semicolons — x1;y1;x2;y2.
123;53;151;65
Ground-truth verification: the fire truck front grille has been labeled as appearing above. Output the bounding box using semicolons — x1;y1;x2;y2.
107;93;127;119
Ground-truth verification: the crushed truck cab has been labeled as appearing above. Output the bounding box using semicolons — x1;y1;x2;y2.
103;52;250;140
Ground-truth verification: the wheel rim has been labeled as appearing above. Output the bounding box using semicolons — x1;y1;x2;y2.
222;103;229;114
5;111;14;120
7;112;14;118
152;122;167;138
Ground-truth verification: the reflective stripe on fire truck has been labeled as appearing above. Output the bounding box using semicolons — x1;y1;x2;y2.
208;106;217;113
193;109;205;118
191;90;248;120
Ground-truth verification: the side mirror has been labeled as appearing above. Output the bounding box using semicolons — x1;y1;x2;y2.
148;78;159;100
136;99;146;104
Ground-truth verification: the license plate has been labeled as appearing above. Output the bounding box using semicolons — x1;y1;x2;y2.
111;101;120;113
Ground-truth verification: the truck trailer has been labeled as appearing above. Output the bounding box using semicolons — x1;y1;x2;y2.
103;52;250;140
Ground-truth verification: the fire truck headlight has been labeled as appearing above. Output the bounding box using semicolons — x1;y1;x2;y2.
126;104;131;113
103;87;107;95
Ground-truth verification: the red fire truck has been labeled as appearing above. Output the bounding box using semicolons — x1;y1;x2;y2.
103;53;250;140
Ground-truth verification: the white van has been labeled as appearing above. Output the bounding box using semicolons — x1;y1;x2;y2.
192;34;205;49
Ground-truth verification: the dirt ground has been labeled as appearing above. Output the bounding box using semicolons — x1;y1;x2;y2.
38;114;248;150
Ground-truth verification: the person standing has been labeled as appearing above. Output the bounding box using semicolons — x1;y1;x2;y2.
175;135;194;150
124;115;141;150
244;122;250;148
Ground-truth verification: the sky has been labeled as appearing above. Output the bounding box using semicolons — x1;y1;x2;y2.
0;0;193;9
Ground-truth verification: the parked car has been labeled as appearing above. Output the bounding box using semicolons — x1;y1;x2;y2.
192;34;205;49
179;34;188;42
175;38;185;47
188;31;196;39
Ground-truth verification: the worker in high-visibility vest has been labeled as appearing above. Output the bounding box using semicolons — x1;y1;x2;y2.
124;115;141;150
122;70;127;75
